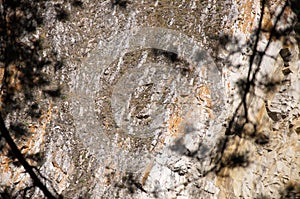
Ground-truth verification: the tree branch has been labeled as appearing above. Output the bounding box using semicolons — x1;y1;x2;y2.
0;114;58;199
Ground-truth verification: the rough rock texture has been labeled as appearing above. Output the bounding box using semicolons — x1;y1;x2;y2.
0;0;299;198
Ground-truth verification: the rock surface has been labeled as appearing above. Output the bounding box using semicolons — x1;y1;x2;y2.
0;0;299;198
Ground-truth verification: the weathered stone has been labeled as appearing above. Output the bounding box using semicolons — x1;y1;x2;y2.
282;66;292;75
280;48;292;62
0;0;299;198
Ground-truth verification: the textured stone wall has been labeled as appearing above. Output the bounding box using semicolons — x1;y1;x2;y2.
0;0;299;198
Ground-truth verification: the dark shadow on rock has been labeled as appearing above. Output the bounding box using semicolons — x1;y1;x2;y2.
55;3;70;22
291;0;300;51
169;137;190;156
72;0;84;8
279;182;300;199
0;0;71;198
151;48;180;63
168;1;296;194
114;172;147;195
111;0;130;9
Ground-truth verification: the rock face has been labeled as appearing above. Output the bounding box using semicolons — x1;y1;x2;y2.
0;0;299;198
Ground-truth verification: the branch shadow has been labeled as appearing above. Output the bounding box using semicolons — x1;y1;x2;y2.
168;0;298;196
0;0;77;198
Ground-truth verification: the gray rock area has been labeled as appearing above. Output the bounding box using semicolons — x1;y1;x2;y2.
0;0;299;198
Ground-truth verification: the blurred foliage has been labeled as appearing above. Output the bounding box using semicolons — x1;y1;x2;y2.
280;181;300;199
0;0;65;198
0;0;298;198
169;0;298;197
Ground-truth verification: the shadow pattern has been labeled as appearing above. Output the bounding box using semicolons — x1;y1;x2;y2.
167;0;299;197
0;0;69;198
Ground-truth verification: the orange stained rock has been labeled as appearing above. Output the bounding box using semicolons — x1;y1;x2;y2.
231;0;286;39
52;157;67;176
254;102;272;133
255;103;266;122
0;100;54;182
7;64;22;92
237;0;257;34
117;138;129;150
0;68;4;85
262;1;293;41
261;5;273;33
117;139;123;149
167;84;214;138
2;157;11;173
196;84;211;107
21;101;54;166
141;159;154;186
167;104;183;137
196;84;215;119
